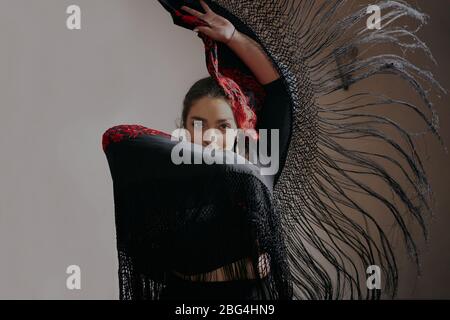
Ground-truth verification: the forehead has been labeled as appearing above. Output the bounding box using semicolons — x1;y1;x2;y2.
188;96;235;120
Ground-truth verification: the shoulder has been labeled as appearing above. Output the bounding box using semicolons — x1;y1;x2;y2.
102;124;171;152
262;77;286;94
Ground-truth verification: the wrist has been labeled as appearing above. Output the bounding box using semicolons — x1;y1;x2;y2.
225;28;239;46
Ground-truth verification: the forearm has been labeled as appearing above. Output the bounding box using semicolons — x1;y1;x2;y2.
226;30;280;85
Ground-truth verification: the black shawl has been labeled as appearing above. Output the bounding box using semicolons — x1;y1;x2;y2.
103;0;445;300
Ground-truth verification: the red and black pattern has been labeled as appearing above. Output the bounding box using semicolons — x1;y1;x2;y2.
172;4;264;131
221;67;267;112
102;124;171;152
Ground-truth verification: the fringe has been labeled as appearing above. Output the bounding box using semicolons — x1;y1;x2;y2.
215;0;446;299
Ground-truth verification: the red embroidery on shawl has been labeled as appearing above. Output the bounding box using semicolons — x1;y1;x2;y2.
102;125;171;152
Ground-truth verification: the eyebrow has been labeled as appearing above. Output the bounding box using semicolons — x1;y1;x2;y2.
189;116;234;124
190;116;207;122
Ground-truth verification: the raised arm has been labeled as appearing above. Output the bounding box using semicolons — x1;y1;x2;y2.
226;31;280;85
181;0;280;85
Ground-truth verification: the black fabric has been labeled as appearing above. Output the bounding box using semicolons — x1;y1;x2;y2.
103;77;293;300
105;138;291;300
257;78;292;186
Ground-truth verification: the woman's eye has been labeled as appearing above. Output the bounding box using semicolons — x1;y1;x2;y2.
219;123;231;130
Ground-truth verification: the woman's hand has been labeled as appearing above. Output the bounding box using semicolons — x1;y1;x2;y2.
182;0;279;85
181;0;236;44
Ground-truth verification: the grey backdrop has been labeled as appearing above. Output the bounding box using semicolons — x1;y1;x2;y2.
0;0;449;299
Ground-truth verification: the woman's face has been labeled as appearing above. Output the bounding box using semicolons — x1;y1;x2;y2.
185;96;238;150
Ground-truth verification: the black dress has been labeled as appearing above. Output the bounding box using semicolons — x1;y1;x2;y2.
102;78;293;300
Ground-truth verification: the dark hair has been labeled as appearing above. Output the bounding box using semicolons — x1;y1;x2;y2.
181;77;230;128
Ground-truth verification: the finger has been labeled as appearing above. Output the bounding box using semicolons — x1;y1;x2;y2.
199;0;212;13
180;5;204;18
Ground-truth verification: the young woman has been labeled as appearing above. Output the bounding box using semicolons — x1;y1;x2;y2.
103;0;293;300
104;0;443;300
164;2;293;298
